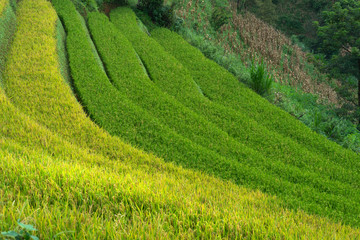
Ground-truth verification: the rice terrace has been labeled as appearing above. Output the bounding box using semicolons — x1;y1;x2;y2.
1;0;360;239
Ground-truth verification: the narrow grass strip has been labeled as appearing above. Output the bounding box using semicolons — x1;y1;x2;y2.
1;139;360;239
150;27;360;169
56;19;71;88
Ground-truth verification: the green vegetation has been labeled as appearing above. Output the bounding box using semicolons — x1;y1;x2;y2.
111;7;360;226
1;0;360;237
6;0;360;237
88;11;296;191
3;139;360;239
315;0;360;108
53;0;262;185
249;59;273;96
234;0;332;48
1;220;39;240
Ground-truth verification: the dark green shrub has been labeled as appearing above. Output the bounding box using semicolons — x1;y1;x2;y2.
137;0;175;27
210;6;231;31
249;60;273;96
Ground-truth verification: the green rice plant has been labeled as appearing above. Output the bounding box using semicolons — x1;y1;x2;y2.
110;8;360;226
1;138;359;239
149;27;360;170
250;59;273;96
56;19;71;88
4;0;152;165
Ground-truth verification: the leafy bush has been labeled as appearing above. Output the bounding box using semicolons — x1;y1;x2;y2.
210;5;231;31
137;0;175;27
249;60;273;96
1;221;39;240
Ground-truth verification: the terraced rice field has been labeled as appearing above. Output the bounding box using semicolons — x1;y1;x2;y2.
1;0;360;238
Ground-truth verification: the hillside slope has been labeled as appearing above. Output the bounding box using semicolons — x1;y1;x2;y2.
1;0;360;238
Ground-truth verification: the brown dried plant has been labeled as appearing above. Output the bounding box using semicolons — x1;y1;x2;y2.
176;0;341;105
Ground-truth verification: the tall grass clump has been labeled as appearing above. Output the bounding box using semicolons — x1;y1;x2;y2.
250;59;273;96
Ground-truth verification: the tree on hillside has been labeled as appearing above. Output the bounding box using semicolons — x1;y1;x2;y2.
315;0;360;109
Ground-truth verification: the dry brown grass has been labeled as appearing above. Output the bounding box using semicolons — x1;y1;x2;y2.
176;0;341;105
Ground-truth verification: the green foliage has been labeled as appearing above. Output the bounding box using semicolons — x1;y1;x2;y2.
315;0;360;103
1;221;39;240
210;4;231;31
137;0;175;27
238;0;332;47
254;0;277;25
249;59;273;96
88;11;265;174
274;83;360;152
315;0;360;59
